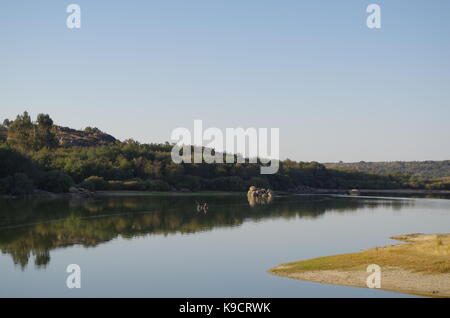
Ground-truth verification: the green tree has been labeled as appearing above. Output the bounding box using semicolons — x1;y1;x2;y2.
34;113;58;149
0;125;7;143
2;119;12;128
38;170;74;193
7;111;34;150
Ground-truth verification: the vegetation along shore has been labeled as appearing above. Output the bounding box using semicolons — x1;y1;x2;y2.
1;111;450;198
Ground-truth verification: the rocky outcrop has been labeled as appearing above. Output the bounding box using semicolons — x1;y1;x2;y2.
68;186;95;199
247;186;273;207
55;126;117;147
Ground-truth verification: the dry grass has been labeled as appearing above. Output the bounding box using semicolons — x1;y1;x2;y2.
270;233;450;275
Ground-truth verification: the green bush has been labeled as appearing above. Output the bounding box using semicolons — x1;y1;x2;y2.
0;176;13;195
210;176;245;191
107;180;125;190
248;176;270;189
145;179;170;191
122;179;146;191
179;175;201;191
0;146;38;179
38;170;74;193
80;176;108;191
0;132;6;144
0;173;34;196
10;173;34;196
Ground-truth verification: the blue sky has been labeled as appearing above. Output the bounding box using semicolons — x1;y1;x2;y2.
1;0;450;162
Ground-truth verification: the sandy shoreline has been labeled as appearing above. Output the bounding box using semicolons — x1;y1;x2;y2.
269;234;450;298
270;267;450;298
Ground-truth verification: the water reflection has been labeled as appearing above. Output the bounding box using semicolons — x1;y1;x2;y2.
196;202;209;214
0;195;413;269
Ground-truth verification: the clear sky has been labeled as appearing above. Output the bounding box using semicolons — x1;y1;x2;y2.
1;0;449;162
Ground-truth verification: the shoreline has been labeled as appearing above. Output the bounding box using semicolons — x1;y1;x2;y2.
2;188;450;201
269;234;450;298
96;190;244;197
311;188;450;195
0;190;245;200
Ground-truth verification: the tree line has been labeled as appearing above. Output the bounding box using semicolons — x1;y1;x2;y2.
325;160;450;179
1;112;449;196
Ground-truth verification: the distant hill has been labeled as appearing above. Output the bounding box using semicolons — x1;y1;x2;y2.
54;126;117;147
1;116;117;148
325;161;450;179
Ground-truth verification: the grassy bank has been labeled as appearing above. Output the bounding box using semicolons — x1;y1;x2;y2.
269;234;450;297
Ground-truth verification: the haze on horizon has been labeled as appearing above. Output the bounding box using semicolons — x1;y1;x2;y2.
1;0;450;163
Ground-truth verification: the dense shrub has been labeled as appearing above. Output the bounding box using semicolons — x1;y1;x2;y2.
210;176;246;191
145;180;170;191
107;180;124;191
10;173;34;196
247;177;270;189
38;170;74;193
80;176;108;191
122;179;147;191
0;176;13;195
0;146;38;179
179;175;201;191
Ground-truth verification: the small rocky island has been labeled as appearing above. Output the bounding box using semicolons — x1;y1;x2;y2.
247;186;273;207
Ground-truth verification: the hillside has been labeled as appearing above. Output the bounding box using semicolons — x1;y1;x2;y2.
325;161;450;179
1;122;116;148
54;126;117;147
1;111;450;196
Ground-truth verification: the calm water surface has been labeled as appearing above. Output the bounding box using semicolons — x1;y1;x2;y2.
1;193;449;297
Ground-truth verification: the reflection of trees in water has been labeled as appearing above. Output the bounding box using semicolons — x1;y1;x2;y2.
0;196;413;269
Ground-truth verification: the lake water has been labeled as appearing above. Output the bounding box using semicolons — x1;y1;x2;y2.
1;193;449;298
